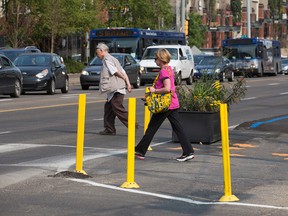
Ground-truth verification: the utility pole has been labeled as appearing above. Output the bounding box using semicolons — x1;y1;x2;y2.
247;0;251;38
181;0;185;33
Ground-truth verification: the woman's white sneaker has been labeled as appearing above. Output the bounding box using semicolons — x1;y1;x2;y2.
176;153;194;162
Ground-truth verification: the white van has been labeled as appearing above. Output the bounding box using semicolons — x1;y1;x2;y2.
139;45;194;85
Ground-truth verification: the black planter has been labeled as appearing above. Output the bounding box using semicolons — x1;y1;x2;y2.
172;111;221;144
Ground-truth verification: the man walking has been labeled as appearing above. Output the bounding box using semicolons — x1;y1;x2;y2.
96;43;132;135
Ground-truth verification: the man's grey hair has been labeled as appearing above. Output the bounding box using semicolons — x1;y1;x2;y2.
96;43;109;52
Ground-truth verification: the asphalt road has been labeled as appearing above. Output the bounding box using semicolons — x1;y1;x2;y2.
0;74;288;216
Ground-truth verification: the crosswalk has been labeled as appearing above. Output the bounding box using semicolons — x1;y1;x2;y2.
0;143;126;189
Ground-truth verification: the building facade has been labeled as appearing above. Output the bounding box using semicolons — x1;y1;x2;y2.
173;0;287;50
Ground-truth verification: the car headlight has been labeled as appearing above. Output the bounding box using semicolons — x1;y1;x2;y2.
140;66;145;73
284;66;288;70
36;69;49;78
215;68;220;73
81;70;89;75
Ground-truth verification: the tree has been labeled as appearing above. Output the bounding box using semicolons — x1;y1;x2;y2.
0;0;103;51
103;0;174;30
32;0;103;52
0;0;39;48
186;12;206;48
231;0;242;23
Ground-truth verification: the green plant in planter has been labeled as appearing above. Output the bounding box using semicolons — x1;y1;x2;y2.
176;76;247;112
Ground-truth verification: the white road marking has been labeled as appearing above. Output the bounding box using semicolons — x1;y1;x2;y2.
268;83;279;86
0;131;12;135
242;97;256;101
0;99;13;102
93;118;104;121
70;179;288;210
0;143;43;153
228;125;239;129
280;92;288;95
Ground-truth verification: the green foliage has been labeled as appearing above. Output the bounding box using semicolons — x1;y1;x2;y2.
231;0;242;23
187;12;206;48
104;0;174;29
64;58;85;74
268;0;282;17
176;77;246;112
0;0;103;50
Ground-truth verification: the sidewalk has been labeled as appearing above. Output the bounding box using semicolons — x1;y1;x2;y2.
68;73;80;85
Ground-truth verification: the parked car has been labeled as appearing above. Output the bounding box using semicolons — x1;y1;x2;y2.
13;53;69;94
140;45;195;85
0;54;23;97
193;54;213;66
193;55;234;82
80;53;141;90
0;46;41;62
281;58;288;74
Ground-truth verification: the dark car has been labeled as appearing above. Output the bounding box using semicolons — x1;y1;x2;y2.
0;46;41;62
13;53;69;95
80;53;141;90
194;55;234;82
0;54;23;97
193;54;207;66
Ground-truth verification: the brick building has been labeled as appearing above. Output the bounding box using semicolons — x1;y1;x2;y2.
172;0;288;50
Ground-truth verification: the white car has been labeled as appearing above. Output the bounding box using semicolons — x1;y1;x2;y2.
139;45;195;85
281;58;288;74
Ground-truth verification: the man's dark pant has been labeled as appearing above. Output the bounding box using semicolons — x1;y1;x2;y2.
104;92;128;133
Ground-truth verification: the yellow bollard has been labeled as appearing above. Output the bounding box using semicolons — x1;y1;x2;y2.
121;98;140;189
75;94;87;175
145;87;152;151
219;103;239;202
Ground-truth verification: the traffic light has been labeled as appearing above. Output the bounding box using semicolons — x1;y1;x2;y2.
184;20;189;36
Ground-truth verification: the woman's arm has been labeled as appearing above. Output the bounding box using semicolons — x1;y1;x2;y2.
149;78;171;94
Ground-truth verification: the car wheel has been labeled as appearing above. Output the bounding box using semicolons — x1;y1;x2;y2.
81;85;89;90
228;71;234;82
61;77;69;93
47;79;56;95
175;73;182;85
10;79;21;98
133;74;141;89
186;72;193;85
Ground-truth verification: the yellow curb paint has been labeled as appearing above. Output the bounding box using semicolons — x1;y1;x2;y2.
229;147;244;150
272;153;288;157
233;143;257;148
230;154;245;157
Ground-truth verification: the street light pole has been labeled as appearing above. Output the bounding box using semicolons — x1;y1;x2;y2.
247;0;251;38
181;0;185;33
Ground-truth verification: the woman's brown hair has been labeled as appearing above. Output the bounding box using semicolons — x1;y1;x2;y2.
154;48;171;64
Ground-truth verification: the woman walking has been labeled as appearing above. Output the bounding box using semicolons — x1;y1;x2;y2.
135;48;194;162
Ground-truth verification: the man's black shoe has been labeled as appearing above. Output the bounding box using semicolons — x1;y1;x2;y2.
99;130;116;135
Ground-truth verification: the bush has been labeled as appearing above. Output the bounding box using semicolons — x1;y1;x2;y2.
64;59;85;74
176;76;247;112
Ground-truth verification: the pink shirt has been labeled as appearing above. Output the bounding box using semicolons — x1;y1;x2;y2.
154;66;180;110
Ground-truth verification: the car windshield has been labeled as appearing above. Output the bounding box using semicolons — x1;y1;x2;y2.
14;55;51;66
0;50;22;61
199;57;222;65
142;48;178;60
194;55;205;65
89;55;123;66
